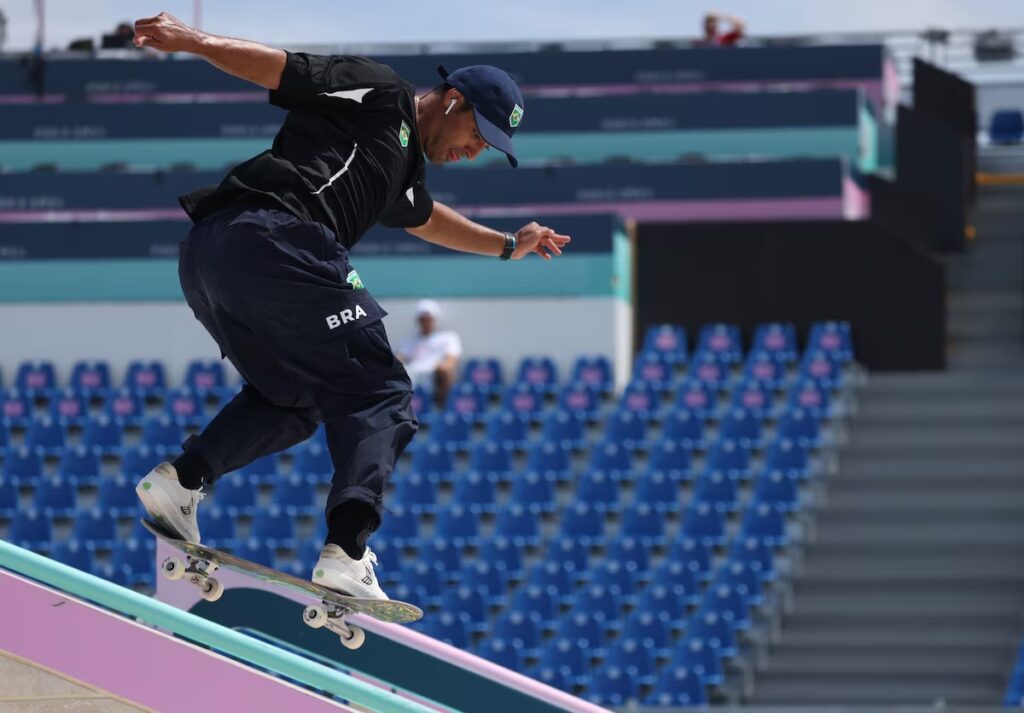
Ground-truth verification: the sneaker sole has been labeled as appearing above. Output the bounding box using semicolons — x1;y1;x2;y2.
136;481;199;543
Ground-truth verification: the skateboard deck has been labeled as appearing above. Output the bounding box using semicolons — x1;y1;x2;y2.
142;518;421;649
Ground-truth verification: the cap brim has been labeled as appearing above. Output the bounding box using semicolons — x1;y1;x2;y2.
473;107;518;168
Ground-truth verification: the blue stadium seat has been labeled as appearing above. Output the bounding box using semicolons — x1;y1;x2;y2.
714;560;764;607
588;439;633;479
516;356;558;391
509;470;556;513
417;536;462;577
97;474;140;517
420;611;470;648
801;349;845;389
110;539;155;587
25;417;66;454
477;637;524;672
633;351;677;391
990;109;1024;144
604;410;647;450
141;416;183;450
557;384;601;420
647;437;695;480
776;407;822;449
645;668;707;707
410;441;457;484
556;611;605;651
462;357;504;394
741;502;788;545
428;410;471;451
807;320;854;362
572;355;613;393
620;502;666;545
251;505;297;548
211;474;258;516
232;538;276;567
605;638;655;684
526;441;572;482
185;360;226;393
10;509;53;550
292;445;329;481
124;360;167;395
459;560;507;603
575;584;622;629
445;383;489;422
467;441;514;481
537;638;589;684
635;582;690;623
58;446;102;487
271;473;317;514
494;503;541;547
4;447;43;487
743;352;789;389
751;322;798;363
410;385;433;421
32;476;78;518
400;561;444;603
546;538;589;577
0;423;8;455
692;469;740;511
48;390;90;426
787;380;832;419
83;416;125;455
478;535;524;578
672;382;719;420
533;666;570;693
730;536;777;581
512;584;557;623
120;445;163;479
0;477;17;519
539;409;586;450
164;389;205;427
701;584;751;630
680;501;727;546
72;508;117;550
441;586;488;629
706;439;752;480
686;352;731;390
619;382;660;419
16;361;56;395
659;409;708;448
493;610;541;651
588;559;640;600
623;610;671;654
696;323;743;363
393;471;438;514
635;467;684;512
500;383;547;421
669;536;713;581
754;468;800;510
686;610;737;657
50;540;95;572
483;410;529;449
375;506;419;547
640;324;688;364
102;389;144;426
70;360;112;395
652;560;701;607
434;504;480;546
670;637;724;686
576;469;621;511
731;382;776;420
1;390;33;428
528;560;577;601
559;502;606;545
718;408;764;449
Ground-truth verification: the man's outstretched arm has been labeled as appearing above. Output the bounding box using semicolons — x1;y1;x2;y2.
407;202;571;261
134;12;286;90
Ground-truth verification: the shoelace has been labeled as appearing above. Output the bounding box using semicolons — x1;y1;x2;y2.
364;547;379;567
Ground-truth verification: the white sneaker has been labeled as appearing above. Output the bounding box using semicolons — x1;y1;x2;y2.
312;544;388;600
136;462;203;543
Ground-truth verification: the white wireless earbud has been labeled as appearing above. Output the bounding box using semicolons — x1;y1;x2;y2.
445;99;457;116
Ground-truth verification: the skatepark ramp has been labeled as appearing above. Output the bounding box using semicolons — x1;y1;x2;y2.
0;541;452;713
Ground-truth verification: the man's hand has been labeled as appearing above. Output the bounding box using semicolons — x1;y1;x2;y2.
512;222;572;261
133;12;204;53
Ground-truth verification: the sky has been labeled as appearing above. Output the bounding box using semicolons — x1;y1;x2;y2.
2;0;1024;52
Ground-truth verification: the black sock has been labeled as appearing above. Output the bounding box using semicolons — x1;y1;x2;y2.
172;449;213;490
326;501;378;561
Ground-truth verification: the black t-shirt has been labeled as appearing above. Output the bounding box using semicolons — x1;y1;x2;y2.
179;52;434;248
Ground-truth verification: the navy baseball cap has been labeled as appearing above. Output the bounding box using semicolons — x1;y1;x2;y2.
438;64;524;167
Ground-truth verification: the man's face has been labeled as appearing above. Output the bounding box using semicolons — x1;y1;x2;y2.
418;312;436;335
704;15;718;37
422;92;490;165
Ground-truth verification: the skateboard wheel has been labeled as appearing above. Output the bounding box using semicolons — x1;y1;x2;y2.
340;624;365;650
304;605;328;629
162;557;186;581
200;577;224;602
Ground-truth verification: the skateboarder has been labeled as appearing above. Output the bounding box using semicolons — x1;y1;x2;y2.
131;12;570;600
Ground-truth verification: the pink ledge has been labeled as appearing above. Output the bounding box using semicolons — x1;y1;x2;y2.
0;568;357;713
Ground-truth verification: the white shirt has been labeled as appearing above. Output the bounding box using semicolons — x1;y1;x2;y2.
399;330;463;382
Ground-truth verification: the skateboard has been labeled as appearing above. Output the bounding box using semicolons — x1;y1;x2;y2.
141;519;422;650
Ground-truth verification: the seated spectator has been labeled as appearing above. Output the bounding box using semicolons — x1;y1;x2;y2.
695;11;745;47
397;300;463;408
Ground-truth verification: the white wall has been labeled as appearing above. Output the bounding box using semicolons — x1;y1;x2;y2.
0;297;633;390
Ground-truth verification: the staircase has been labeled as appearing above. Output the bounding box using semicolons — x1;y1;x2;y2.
749;184;1024;705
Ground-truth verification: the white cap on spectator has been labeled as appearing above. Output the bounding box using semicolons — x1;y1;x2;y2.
416;299;441;319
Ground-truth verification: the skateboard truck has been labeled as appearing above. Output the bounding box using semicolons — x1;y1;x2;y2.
302;602;366;649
